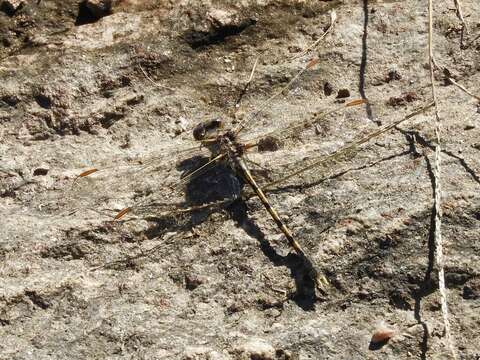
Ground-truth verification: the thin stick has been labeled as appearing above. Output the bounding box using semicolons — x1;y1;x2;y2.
290;10;337;60
234;57;259;109
428;1;458;359
446;77;480;102
247;57;259;84
452;0;468;34
138;64;175;91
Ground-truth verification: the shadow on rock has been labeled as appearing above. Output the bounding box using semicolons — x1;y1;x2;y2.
181;156;318;309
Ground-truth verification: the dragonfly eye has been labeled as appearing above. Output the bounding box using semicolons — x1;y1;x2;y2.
193;119;224;140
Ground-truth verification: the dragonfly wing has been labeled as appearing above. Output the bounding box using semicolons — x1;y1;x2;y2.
232;10;336;136
259;102;435;191
233;58;322;136
243;99;367;151
114;153;228;220
61;143;210;220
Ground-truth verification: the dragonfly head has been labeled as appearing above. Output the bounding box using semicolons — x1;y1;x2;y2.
193;119;224;141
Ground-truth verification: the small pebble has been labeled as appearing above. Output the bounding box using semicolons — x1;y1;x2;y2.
371;327;395;344
336;89;350;98
235;339;275;360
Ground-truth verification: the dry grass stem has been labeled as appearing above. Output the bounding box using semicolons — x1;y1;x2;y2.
446;77;480;102
138;64;175;91
428;1;458;358
453;0;468;33
291;10;337;60
247;57;259;84
234;57;259;110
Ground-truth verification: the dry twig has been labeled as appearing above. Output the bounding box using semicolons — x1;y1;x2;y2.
290;10;337;60
234;57;259;110
428;1;458;359
138;64;175;92
446;76;480;102
452;0;468;36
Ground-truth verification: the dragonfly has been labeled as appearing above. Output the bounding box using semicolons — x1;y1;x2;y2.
72;50;433;295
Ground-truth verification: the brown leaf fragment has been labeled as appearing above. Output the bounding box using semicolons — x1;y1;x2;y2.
114;207;131;220
78;169;99;178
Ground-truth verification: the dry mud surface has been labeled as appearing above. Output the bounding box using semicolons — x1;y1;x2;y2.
1;1;479;359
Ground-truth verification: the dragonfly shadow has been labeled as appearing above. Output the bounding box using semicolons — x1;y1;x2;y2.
179;156;242;212
228;201;317;311
179;156;317;310
141;156;239;239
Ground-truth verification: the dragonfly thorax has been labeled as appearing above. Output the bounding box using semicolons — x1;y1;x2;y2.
193;119;224;141
193;119;244;157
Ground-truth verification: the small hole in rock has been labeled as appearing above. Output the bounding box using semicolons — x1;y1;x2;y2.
75;1;111;26
33;168;49;176
323;82;333;96
34;94;52;109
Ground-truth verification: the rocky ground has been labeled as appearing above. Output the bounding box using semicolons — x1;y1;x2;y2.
1;0;479;359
